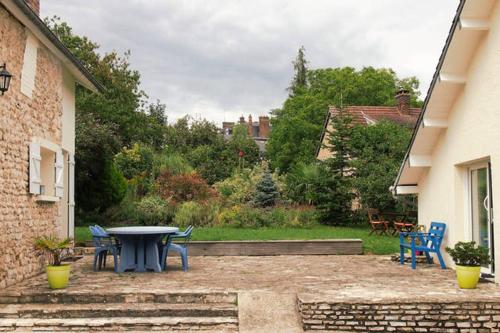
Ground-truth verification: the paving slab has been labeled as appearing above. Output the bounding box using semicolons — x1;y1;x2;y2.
238;291;302;333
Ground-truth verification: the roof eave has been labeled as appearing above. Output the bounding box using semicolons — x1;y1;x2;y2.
2;0;103;92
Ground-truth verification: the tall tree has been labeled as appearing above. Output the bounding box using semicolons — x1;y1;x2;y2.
288;46;308;96
267;66;423;173
317;109;355;225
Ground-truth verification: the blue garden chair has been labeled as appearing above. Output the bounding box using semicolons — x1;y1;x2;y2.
89;225;120;272
399;221;446;270
160;226;194;272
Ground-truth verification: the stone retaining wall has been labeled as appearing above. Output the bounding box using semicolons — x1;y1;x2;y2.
298;299;500;332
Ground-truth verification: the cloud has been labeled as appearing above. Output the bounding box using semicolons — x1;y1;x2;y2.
42;0;458;124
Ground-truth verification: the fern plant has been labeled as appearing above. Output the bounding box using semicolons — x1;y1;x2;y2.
35;236;72;266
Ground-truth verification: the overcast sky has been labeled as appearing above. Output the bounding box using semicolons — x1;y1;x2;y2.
42;0;458;124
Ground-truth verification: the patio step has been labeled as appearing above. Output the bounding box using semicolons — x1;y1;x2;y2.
0;302;237;319
0;291;237;305
0;316;238;331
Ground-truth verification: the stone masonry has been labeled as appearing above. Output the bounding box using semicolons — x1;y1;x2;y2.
0;4;64;288
299;300;500;332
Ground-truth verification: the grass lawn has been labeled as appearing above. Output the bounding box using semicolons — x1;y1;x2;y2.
76;225;399;255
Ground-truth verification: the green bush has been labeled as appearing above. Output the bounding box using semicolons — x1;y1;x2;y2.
446;241;491;267
153;151;193;176
173;201;220;228
218;205;318;228
135;195;175;226
115;143;155;179
252;170;280;207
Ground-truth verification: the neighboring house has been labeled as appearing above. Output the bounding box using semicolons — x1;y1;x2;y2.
393;0;499;279
0;0;101;288
223;115;271;153
316;90;422;160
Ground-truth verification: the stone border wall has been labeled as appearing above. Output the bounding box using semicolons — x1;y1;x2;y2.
76;239;363;256
298;299;500;332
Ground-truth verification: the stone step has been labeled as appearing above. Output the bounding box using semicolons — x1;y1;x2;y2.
0;292;237;305
0;302;238;319
0;316;238;332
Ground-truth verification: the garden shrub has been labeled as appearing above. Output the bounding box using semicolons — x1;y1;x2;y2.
115;143;155;179
218;205;318;228
135;195;175;226
153;150;193;177
155;171;217;203
173;201;220;228
252;170;280;207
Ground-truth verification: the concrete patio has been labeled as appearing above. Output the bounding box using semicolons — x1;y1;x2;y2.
2;255;500;332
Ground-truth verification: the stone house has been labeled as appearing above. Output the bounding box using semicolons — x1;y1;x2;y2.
0;0;101;288
316;90;422;160
393;0;500;280
222;115;271;153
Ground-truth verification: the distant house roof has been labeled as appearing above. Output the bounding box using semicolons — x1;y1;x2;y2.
316;104;422;159
2;0;103;92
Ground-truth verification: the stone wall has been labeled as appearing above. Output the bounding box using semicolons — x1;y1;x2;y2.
299;299;500;332
0;4;64;288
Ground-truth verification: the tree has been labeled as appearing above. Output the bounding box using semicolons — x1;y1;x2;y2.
288;46;308;96
351;120;412;211
253;170;280;208
267;66;423;173
317;109;355;225
226;124;260;168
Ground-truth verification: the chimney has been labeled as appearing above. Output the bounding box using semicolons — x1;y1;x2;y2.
25;0;40;15
259;116;270;138
395;89;411;115
247;115;253;136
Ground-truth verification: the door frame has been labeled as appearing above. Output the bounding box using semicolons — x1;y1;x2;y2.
467;161;494;275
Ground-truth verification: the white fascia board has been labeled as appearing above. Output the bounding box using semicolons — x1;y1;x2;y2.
408;154;432;168
395;185;419;195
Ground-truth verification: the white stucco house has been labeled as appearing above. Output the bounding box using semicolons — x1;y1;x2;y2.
393;0;500;280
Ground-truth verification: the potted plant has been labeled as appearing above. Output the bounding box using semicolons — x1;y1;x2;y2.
35;236;72;289
446;241;491;289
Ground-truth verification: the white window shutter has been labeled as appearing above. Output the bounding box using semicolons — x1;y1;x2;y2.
21;32;38;98
55;149;64;198
68;153;75;237
29;142;41;194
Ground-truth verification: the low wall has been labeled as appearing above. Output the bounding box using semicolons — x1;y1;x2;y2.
75;239;363;256
298;298;500;332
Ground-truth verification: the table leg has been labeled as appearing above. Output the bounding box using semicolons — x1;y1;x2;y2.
145;235;162;272
136;235;146;272
118;236;137;273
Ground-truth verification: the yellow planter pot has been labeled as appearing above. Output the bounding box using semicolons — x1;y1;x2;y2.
455;265;481;289
46;264;71;289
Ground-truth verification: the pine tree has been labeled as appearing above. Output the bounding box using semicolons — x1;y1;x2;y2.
317;109;355;225
253;170;280;208
288;46;308;96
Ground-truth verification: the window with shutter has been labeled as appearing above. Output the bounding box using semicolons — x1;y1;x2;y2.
21;32;39;98
29;142;41;194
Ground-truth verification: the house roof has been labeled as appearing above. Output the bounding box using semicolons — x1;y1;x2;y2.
393;0;495;195
316;104;422;158
1;0;103;92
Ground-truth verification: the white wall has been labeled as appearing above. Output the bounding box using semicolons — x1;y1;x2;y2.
417;2;500;280
61;68;76;154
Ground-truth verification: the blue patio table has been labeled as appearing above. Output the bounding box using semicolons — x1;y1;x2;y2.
106;226;179;273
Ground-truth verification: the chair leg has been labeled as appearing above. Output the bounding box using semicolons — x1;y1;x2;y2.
93;253;99;272
436;251;446;269
103;252;107;268
181;249;188;272
161;247;168;271
400;246;405;265
98;252;104;270
113;252;118;273
424;251;433;264
411;250;416;269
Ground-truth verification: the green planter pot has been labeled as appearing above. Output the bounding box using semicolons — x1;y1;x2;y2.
455;265;481;289
46;264;71;289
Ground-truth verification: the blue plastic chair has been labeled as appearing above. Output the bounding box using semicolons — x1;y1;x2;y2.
399;222;447;269
89;225;120;272
161;226;194;272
